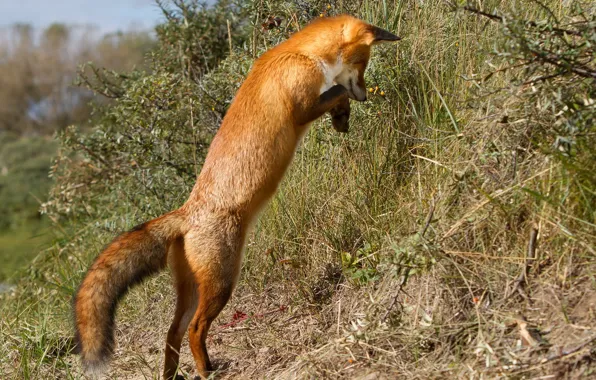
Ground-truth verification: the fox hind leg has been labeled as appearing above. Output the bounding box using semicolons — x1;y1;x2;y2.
184;225;243;379
164;238;199;380
189;276;235;379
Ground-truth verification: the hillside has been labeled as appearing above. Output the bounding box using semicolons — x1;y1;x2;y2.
1;0;594;379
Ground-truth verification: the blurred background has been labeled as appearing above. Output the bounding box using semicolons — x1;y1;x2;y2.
0;0;161;283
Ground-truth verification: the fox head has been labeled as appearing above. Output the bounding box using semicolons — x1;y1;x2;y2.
333;17;400;101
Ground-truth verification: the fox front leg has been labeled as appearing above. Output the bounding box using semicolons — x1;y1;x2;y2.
320;84;351;133
299;84;349;126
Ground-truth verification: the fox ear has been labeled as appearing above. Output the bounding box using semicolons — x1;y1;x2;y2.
369;26;401;44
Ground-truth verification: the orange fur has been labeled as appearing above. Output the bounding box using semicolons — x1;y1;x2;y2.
73;15;399;379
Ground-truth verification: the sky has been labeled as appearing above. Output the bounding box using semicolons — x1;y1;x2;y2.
0;0;165;34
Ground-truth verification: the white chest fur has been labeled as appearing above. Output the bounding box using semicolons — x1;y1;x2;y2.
318;56;343;94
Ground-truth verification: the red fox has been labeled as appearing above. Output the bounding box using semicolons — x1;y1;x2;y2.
74;15;399;379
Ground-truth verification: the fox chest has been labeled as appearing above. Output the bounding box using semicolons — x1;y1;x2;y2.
319;57;343;94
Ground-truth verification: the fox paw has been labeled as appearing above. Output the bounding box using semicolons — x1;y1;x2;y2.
331;112;349;133
330;99;351;133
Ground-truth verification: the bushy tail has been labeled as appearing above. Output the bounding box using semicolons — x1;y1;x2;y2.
73;210;186;375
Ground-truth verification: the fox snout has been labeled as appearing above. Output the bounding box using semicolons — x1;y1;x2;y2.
335;73;367;102
348;83;367;102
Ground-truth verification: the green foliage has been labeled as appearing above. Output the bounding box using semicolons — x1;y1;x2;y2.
0;133;55;281
46;1;255;227
0;226;51;282
464;2;596;186
341;242;380;285
154;0;251;79
463;2;596;220
0;133;56;230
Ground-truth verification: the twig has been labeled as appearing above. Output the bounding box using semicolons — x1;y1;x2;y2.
217;305;287;329
498;334;596;374
462;6;583;37
521;71;565;86
381;275;407;322
189;99;198;178
534;52;596;79
337;299;341;335
443;250;528;261
442;168;549;239
419;198;436;238
212;326;252;335
506;226;538;301
542;335;596;363
227;19;233;56
411;154;452;172
77;142;110;168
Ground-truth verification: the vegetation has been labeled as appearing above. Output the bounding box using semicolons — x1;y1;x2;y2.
0;134;56;281
1;0;595;378
0;22;155;281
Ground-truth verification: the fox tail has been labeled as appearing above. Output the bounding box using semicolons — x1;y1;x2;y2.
73;210;186;375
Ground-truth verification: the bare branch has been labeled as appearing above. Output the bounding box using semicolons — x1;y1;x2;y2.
462;6;583;37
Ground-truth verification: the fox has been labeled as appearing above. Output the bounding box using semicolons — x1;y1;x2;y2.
73;15;400;380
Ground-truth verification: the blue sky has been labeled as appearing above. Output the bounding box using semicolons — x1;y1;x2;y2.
0;0;165;34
